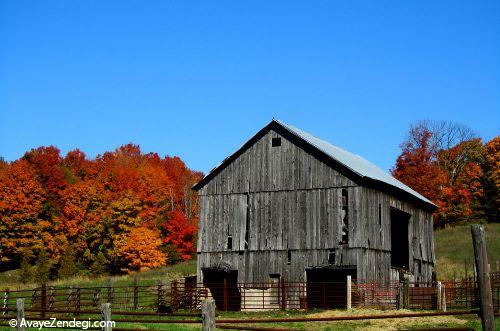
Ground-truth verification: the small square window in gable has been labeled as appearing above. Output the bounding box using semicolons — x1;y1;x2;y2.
272;137;281;147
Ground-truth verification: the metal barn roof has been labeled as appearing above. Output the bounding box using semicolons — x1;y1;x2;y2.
193;119;437;210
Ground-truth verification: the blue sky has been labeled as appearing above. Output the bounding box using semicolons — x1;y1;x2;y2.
1;1;499;174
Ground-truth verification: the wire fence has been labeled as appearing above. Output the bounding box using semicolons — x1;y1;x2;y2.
1;272;499;315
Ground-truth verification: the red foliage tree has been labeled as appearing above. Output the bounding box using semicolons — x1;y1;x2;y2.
162;210;197;261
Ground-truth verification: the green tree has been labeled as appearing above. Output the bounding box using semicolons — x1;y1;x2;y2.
58;245;76;279
90;252;108;276
34;249;50;284
18;252;33;284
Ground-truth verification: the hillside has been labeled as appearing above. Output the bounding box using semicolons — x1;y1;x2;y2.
0;259;197;291
434;223;500;280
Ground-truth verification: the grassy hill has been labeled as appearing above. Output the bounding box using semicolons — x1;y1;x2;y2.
0;258;197;290
434;223;500;280
1;223;498;289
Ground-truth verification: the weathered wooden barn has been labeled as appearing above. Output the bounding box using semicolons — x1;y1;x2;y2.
193;119;437;296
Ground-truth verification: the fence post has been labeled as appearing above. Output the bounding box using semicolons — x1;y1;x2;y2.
223;278;228;311
48;286;55;310
471;224;495;331
280;278;286;310
202;298;215;331
16;298;25;331
397;282;403;310
436;282;442;311
441;284;446;312
40;283;47;318
76;286;81;316
157;281;163;310
133;275;139;310
403;276;410;309
107;279;113;303
3;289;8;317
101;302;112;331
171;279;178;310
346;275;352;309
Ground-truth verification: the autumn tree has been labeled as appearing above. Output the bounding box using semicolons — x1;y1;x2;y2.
392;126;447;204
1;143;200;276
115;227;167;272
163;210;197;261
0;160;47;264
482;137;500;223
393;120;490;227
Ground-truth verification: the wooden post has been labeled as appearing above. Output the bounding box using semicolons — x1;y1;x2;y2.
101;302;112;331
471;224;495;331
346;275;352;309
496;260;499;272
157;281;163;309
76;286;81;316
441;284;446;312
40;283;47;318
202;298;216;331
223;278;228;311
2;289;8;317
397;282;403;310
280;278;286;310
107;279;113;303
436;282;442;311
403;276;410;309
16;298;25;331
133;275;139;310
49;286;55;310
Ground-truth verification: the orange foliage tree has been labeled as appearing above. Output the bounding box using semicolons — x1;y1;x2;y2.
393;121;493;227
0;144;201;275
115;227;167;272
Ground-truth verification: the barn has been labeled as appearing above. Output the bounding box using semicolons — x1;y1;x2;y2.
193;119;437;307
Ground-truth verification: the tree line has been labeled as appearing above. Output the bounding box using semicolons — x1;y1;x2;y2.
392;120;499;228
0;121;498;282
0;144;202;282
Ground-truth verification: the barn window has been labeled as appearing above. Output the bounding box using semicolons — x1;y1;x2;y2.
341;189;349;244
328;250;336;264
227;236;233;250
272;137;282;147
287;250;292;265
378;204;382;226
244;193;250;249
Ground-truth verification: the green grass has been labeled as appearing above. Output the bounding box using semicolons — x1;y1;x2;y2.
434;223;500;280
0;309;496;330
0;259;197;290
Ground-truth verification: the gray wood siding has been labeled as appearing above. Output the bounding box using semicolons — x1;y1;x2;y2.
196;127;435;284
198;129;356;195
197;187;361;253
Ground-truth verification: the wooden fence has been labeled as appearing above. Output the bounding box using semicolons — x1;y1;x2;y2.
2;273;499;314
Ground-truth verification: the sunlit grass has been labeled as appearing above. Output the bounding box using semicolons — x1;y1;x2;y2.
434;223;500;280
0;259;197;290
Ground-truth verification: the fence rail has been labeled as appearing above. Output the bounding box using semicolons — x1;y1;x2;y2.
2;272;499;315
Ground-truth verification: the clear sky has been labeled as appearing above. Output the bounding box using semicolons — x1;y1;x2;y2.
1;1;499;174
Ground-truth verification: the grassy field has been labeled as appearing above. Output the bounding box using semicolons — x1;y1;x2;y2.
1;223;499;288
434;223;500;280
0;259;197;290
0;309;495;330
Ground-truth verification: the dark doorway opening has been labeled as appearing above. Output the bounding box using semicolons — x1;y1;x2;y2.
202;268;241;311
306;266;356;309
390;208;410;270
